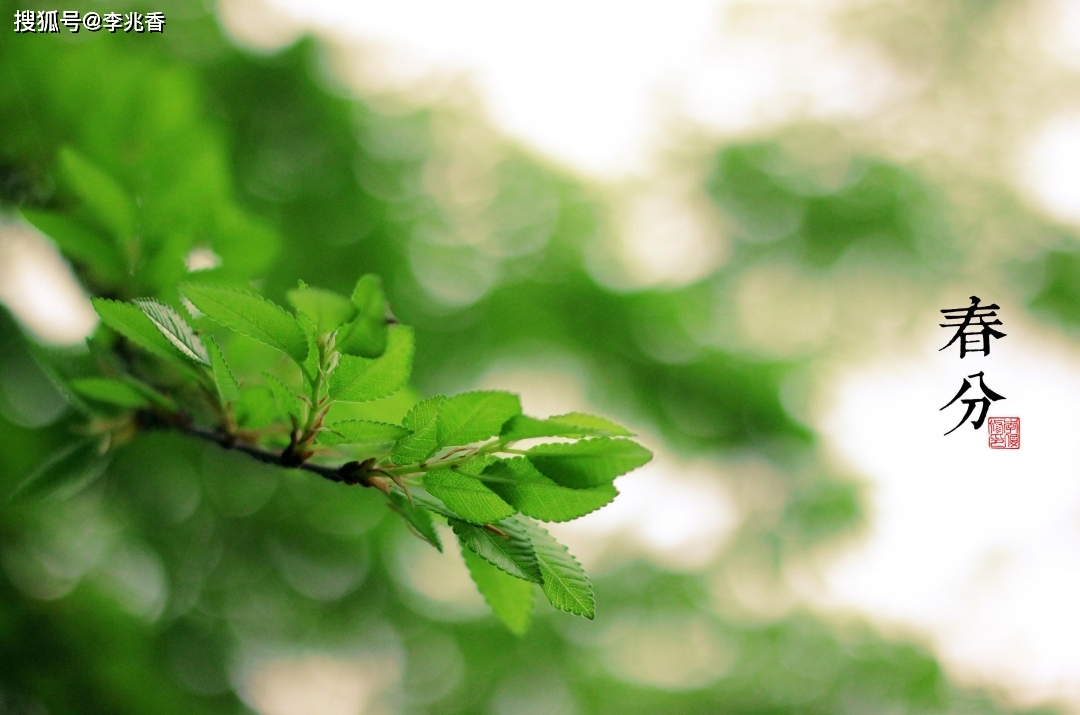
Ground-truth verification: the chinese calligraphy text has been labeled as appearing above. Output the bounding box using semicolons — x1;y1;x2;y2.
939;296;1010;438
940;295;1006;358
13;11;165;33
940;371;1005;435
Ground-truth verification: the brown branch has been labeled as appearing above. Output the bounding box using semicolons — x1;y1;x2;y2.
168;422;386;490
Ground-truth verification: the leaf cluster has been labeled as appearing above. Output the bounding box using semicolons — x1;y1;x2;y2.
19;264;651;631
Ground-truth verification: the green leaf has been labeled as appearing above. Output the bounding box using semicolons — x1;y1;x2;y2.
437;391;521;448
450;517;542;583
236;385;279;429
206;337;240;406
483;458;618;522
70;377;150;409
548;412;633;436
69;377;176;411
21;209;125;284
142;233;194;293
526;438;652;488
263;372;302;425
328;325;414;403
336;317;387;359
389;491;441;551
133;298;210;366
351;274;387;314
180;283;308;365
516;516;595;618
286;285;357;334
319;419;409;446
9;439;110;502
410;488;459;520
462;546;534;635
336;274;388;358
59;147;136;243
296;311;321;388
500;415;562;441
456;454;499;476
502;412;633;440
423;470;515;524
390;395;444;465
130;380;178;410
92;298;187;366
24;342;93;417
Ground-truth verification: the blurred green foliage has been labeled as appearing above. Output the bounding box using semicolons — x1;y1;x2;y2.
1028;249;1080;326
708;144;954;269
0;0;1066;713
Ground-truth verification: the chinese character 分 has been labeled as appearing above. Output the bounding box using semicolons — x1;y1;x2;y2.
941;371;1006;435
939;295;1006;358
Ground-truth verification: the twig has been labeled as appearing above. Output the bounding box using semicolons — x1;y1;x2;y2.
173;423;381;488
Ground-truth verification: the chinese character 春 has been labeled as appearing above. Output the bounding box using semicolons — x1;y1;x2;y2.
941;371;1006;435
940;296;1006;358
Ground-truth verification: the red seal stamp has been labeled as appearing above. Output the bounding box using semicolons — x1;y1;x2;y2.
987;417;1019;449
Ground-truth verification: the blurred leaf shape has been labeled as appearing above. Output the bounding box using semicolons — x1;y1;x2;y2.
708;143;943;267
502;411;633;440
70;377;163;410
286;284;356;334
20;209;125;286
58;146;135;247
462;546;534;635
389;490;442;551
1029;249;1080;326
9;438;110;502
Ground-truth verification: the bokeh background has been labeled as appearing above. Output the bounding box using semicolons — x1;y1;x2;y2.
4;0;1080;713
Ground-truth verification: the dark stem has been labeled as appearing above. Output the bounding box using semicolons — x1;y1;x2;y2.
169;421;382;488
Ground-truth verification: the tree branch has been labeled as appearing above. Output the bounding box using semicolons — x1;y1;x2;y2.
166;421;388;490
